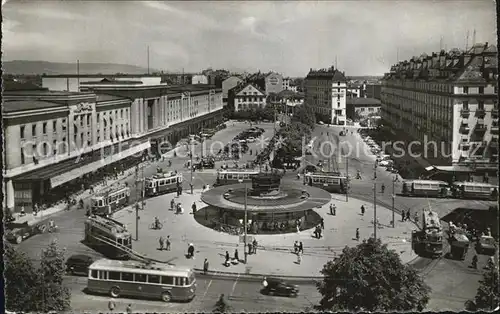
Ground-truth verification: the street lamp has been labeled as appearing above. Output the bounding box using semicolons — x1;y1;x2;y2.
238;179;248;264
373;183;377;240
392;176;396;228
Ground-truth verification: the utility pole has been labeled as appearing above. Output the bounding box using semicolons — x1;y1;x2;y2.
392;177;396;228
345;156;349;202
244;182;248;264
190;140;194;194
373;182;377;240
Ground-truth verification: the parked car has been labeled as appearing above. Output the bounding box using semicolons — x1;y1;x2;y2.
262;277;299;297
476;235;497;255
66;254;95;276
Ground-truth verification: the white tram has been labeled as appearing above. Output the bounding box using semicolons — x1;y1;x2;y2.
304;172;349;194
91;185;130;216
145;172;183;197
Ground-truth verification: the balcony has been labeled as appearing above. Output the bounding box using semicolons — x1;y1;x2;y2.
459;124;470;134
474;123;487;133
460;108;470;118
459;143;470;150
491;124;499;134
492;108;498;118
475;108;486;118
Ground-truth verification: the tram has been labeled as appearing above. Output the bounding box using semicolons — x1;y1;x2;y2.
412;209;443;258
214;169;260;187
304;172;349;194
84;215;132;259
401;180;451;198
145;172;183;197
91;185;130;216
451;181;499;200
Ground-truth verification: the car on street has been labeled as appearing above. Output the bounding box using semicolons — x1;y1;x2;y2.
262;277;299;297
476;235;497;255
66;254;95;276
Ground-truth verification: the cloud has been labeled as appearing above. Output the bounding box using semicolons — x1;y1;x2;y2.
142;1;219;29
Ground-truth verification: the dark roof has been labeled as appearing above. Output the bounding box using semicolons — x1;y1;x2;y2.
230;82;266;96
42;74;162;78
82;79;144;85
3;100;64;113
278;90;304;99
3;80;48;92
306;68;347;82
346;98;381;106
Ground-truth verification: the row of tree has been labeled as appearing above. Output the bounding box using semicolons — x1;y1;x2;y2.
229;106;276;121
5;241;71;312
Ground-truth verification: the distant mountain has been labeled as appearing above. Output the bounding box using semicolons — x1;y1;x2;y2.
2;60;157;75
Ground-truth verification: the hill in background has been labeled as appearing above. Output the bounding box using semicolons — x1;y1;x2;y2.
3;60;157;75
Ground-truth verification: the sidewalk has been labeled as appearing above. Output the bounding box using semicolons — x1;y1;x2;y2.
112;189;416;277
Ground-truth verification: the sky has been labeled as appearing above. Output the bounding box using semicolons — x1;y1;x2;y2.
2;0;497;76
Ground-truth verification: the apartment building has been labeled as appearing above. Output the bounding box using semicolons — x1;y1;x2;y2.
230;83;266;112
381;42;498;170
304;66;348;125
3;81;224;213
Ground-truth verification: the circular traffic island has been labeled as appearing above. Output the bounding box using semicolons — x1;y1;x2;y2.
196;173;331;234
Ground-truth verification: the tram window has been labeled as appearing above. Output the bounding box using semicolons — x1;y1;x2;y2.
99;200;103;206
159;180;164;186
161;276;174;285
148;275;160;284
121;272;134;282
109;271;121;280
90;270;98;278
99;271;107;279
174;277;186;286
117;238;122;245
135;274;147;283
244;174;249;179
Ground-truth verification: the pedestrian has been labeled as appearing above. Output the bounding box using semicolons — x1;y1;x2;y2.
406;210;411;222
234;249;239;262
126;304;132;314
187;243;194;258
252;238;258;254
332;205;336;216
166;235;171;251
472;254;478;269
171;198;175;210
320;218;324;229
299;241;303;254
401;209;406;221
225;251;230;266
108;299;116;312
203;258;209;274
356;228;360;241
361;205;365;216
297;251;302;264
192;202;197;214
294;241;299;254
159;236;164;250
248;242;253;255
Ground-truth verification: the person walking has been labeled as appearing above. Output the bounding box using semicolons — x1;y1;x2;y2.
165;235;171;251
356;228;360;241
294;241;299;254
159;236;164;251
171;198;175;211
401;209;406;221
472;254;478;269
234;249;239;262
320;218;325;229
203;258;209;274
192;202;197;214
126;304;132;314
108;299;116;312
252;238;258;254
299;241;304;254
406;210;411;222
225;251;230;266
361;205;365;216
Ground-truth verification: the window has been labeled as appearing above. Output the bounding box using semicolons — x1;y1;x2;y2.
52;120;57;132
20;125;26;139
463;86;468;94
90;270;98;278
21;149;25;164
161;276;174;285
42;122;47;134
109;271;121;280
337;82;340;86
80;116;84;126
74;125;78;134
479;87;484;94
148;275;160;284
478;101;484;110
463;101;469;109
32;124;37;136
135;273;147;283
121;272;133;281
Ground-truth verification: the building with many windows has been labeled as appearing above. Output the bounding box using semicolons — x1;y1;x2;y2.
346;98;382;121
229;83;266;112
304;66;348;125
381;42;498;170
2;81;224;213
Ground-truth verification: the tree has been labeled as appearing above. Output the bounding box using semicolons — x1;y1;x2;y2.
4;241;71;312
470;264;499;310
213;293;232;313
293;104;316;129
316;237;431;312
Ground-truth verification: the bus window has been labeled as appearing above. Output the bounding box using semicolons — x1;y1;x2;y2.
99;271;107;280
90;270;98;278
175;277;185;286
161;276;174;285
117;238;123;245
135;273;147;283
122;272;134;282
148;274;160;284
99;200;104;207
109;271;121;280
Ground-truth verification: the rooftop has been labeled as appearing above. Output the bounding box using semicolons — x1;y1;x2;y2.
3;100;63;113
306;67;347;82
3;80;47;92
346;98;381;106
96;94;130;103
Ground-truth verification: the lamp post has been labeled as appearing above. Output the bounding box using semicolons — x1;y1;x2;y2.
238;179;248;264
190;139;194;194
392;176;396;228
345;155;349;202
373;182;377;240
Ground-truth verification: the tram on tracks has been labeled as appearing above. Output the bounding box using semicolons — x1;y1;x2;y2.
450;181;498;201
412;209;444;258
84;214;132;259
214;169;260;187
145;172;183;197
91;185;131;216
401;180;451;198
304;172;349;194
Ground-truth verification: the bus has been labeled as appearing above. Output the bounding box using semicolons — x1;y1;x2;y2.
91;185;130;216
214;169;260;186
401;180;450;198
145;172;183;197
451;181;499;200
84;215;132;259
304;172;349;194
87;258;196;302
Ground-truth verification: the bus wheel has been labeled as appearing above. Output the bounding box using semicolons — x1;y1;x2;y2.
161;291;172;302
110;286;121;298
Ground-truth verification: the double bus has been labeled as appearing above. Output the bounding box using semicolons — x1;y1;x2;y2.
91;185;131;215
304;172;349;194
401;180;451;198
84;215;132;259
87;258;196;302
451;181;499;200
145;172;183;197
214;169;260;186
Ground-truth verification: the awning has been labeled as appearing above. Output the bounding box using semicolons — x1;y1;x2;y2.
50;141;151;188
